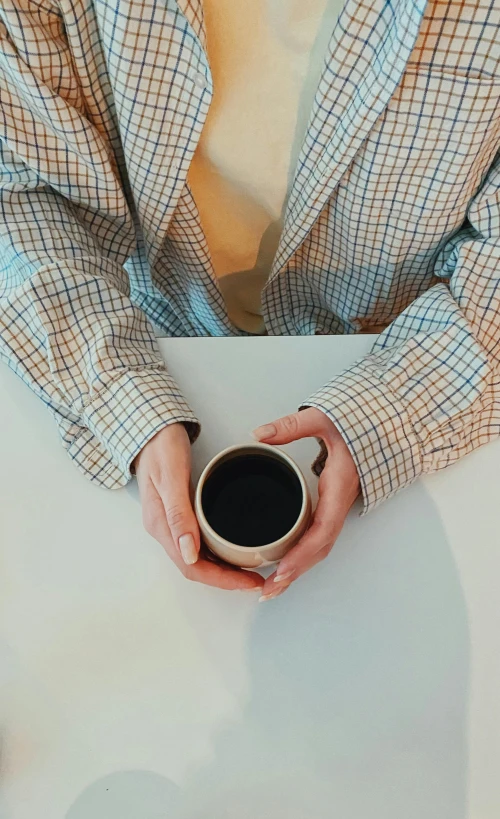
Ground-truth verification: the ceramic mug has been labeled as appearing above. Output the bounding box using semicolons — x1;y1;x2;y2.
194;442;312;569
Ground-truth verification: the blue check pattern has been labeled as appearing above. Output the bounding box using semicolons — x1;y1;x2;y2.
0;0;499;511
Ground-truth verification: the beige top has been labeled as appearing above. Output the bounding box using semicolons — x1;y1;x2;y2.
188;0;342;333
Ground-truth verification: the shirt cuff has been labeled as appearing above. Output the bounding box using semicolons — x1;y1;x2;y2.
65;368;200;488
301;356;423;513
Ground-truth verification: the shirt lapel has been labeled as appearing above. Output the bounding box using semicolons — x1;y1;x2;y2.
175;0;207;48
270;0;428;280
95;0;210;269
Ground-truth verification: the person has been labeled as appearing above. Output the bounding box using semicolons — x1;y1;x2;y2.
0;0;499;601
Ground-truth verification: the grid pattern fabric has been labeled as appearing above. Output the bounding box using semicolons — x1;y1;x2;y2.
0;0;499;510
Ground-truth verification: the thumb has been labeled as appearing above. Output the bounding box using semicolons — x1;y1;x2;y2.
253;408;322;445
158;475;200;567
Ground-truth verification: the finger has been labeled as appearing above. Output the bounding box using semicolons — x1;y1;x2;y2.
156;465;201;567
185;558;264;591
253;407;328;445
142;482;263;590
196;543;264;590
277;506;339;578
258;583;290;603
259;567;293;598
140;480;189;566
259;541;332;600
268;469;346;587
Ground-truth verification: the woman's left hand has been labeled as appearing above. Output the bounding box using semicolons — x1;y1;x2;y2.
253;408;361;602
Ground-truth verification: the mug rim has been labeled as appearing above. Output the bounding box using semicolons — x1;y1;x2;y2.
195;442;310;553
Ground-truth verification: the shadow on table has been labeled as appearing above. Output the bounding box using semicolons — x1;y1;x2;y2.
178;481;470;819
65;482;470;819
65;770;181;818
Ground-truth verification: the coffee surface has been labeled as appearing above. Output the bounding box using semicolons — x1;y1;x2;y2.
201;454;303;547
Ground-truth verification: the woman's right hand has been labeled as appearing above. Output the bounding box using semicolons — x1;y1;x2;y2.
134;423;264;592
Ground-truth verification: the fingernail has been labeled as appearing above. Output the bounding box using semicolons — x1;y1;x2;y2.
259;589;285;603
274;570;295;584
242;587;262;592
179;534;198;565
252;423;277;441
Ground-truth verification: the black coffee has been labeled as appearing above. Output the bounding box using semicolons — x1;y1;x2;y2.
201;453;303;547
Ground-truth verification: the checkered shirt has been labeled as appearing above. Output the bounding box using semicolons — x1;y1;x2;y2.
1;0;499;511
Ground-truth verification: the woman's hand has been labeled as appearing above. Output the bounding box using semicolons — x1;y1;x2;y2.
134;424;263;592
253;408;361;602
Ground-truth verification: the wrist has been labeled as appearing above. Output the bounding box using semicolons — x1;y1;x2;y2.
133;421;191;475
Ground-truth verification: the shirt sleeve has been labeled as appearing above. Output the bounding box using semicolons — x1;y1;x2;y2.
303;151;500;514
0;1;199;488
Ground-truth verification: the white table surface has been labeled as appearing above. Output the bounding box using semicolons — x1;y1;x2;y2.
1;335;499;819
